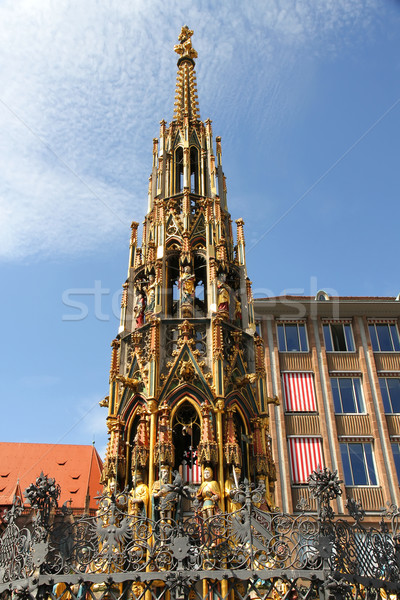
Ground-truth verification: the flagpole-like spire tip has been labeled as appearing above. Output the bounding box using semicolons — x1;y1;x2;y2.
174;25;198;66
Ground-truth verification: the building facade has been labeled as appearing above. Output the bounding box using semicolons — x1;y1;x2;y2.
255;294;400;520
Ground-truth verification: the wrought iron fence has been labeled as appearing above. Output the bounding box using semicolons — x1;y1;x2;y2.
1;469;400;600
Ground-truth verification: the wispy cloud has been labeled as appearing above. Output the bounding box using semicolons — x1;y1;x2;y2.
19;374;60;388
49;391;109;455
0;0;382;262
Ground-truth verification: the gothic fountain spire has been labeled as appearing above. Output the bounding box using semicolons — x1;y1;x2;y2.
101;27;276;517
173;25;200;123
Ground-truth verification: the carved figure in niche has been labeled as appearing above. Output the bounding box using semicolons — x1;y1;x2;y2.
128;472;149;517
151;466;177;522
216;274;230;316
179;265;195;317
196;466;221;518
225;466;243;513
134;292;146;328
145;274;156;314
234;291;242;327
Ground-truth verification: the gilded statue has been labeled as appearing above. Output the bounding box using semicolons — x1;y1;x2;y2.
224;466;243;513
134;292;146;328
128;472;149;518
216;274;230;315
196;466;221;518
179;265;195;317
145;274;156;314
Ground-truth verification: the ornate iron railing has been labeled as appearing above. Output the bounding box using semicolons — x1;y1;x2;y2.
1;469;400;600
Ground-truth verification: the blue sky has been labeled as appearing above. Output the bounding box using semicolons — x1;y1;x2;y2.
0;0;399;456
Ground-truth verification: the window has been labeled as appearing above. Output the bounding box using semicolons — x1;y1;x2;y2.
190;146;199;194
369;323;400;352
278;323;308;352
323;323;355;352
340;443;377;486
175;147;184;193
391;443;400;484
288;437;323;484
282;373;317;412
379;378;400;413
331;378;365;414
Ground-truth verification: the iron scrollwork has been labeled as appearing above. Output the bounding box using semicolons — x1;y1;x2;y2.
1;469;400;599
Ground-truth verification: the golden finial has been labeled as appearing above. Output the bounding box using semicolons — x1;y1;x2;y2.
174;25;198;62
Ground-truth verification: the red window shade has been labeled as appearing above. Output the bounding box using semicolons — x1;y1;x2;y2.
282;373;316;412
288;437;323;484
182;449;201;484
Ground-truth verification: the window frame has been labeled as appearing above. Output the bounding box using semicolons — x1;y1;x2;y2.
277;322;309;352
288;437;324;485
379;377;400;414
331;377;365;414
369;323;400;353
391;442;400;485
339;442;378;487
282;372;317;413
323;322;355;352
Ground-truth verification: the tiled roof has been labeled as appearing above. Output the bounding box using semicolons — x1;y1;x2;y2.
0;443;103;512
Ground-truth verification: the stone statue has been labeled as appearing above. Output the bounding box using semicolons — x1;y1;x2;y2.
196;466;221;518
128;472;149;518
217;274;230;315
145;274;156;314
134;292;146;328
179;265;195;317
234;292;242;327
151;466;177;522
225;466;243;513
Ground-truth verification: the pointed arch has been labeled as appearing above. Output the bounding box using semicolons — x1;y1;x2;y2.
161;380;214;409
175;146;184;193
190;212;206;248
193;253;207;316
122;398;149;489
190;146;199;194
120;395;146;427
165;252;180;316
225;392;254;425
224;397;252;481
171;397;202;481
173;130;182;147
166;237;182;251
189;129;200;148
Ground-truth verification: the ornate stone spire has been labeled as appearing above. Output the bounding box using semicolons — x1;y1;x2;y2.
173;25;200;122
251;418;268;476
198;400;218;466
224;408;242;467
101;27;275;511
131;408;150;471
154;403;174;467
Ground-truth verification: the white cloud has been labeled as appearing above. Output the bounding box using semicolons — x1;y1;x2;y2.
0;0;382;262
52;392;109;456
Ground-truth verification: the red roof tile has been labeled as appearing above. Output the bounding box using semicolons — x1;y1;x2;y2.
0;443;103;513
